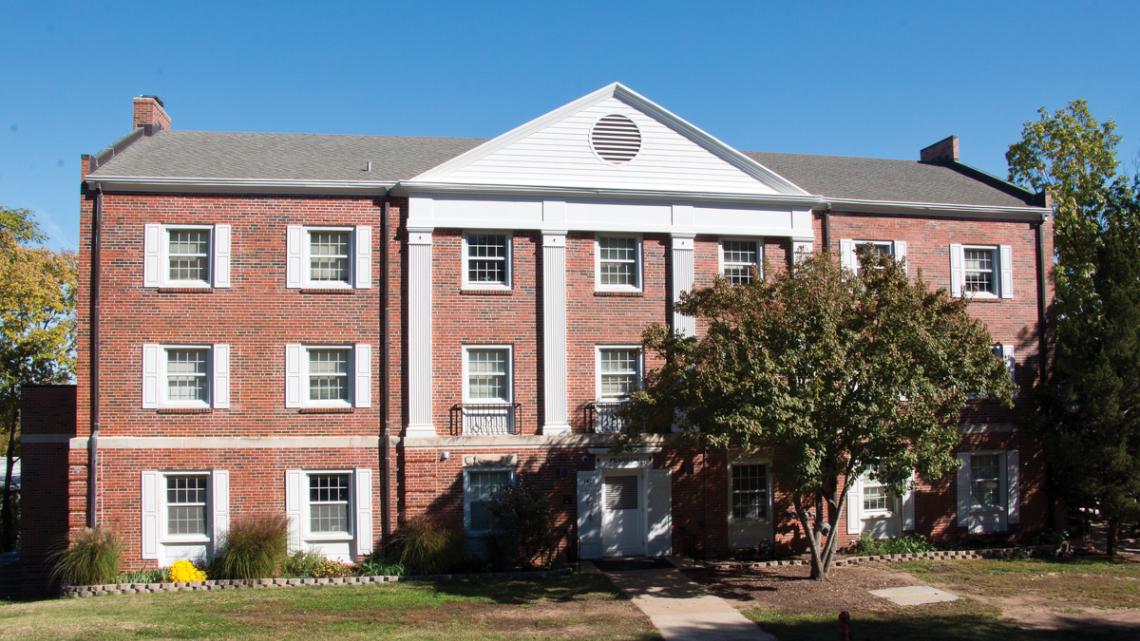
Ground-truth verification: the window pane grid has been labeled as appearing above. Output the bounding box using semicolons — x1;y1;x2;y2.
731;464;768;520
964;248;996;294
723;240;759;285
863;483;889;512
467;349;509;401
308;349;349;402
308;231;350;283
308;474;350;533
599;237;639;287
166;349;208;402
167;229;209;282
466;234;508;285
600;349;639;399
971;454;1002;508
166;475;208;536
468;470;510;532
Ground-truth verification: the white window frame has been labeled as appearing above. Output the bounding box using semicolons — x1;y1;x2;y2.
961;244;1000;298
860;472;894;516
727;460;772;523
718;238;763;284
302;227;355;289
968;451;1005;512
463;466;516;537
302;345;354;408
301;470;355;543
159;345;213;409
159;471;211;545
461;345;514;405
855;240;894;271
461;231;512;290
595;345;643;402
595;234;643;292
160;225;214;288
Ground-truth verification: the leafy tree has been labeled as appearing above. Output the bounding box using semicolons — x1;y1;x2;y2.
1035;179;1140;556
624;248;1011;579
0;206;77;551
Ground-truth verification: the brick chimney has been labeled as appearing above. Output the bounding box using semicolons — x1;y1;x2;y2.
920;135;958;163
132;95;171;133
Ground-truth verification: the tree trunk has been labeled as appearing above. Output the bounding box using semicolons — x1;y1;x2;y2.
0;411;17;552
1106;517;1119;559
793;494;826;580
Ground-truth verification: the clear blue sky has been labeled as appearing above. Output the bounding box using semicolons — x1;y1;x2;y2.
2;1;1137;250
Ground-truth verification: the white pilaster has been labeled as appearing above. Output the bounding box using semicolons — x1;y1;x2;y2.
541;231;571;435
406;228;436;437
671;234;696;336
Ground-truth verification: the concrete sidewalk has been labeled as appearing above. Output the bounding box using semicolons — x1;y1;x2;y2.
601;565;776;641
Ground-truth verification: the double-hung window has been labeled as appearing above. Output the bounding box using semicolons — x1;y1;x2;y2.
307;347;351;405
597;347;642;401
596;235;642;291
951;244;1011;299
730;463;769;520
143;344;229;409
144;224;231;288
862;474;891;513
963;247;997;295
461;346;514;434
720;239;762;284
840;239;906;273
286;225;371;289
165;474;209;539
285;344;371;409
464;468;513;536
307;472;352;537
463;232;511;289
970;454;1002;509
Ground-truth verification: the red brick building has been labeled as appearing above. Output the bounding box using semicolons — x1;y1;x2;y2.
22;84;1054;575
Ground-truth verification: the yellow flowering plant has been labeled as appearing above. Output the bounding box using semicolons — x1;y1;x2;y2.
167;559;207;583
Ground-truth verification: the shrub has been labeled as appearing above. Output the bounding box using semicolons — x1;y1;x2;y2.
380;517;461;575
485;479;560;569
217;514;288;579
282;550;353;578
854;533;936;556
356;559;405;576
168;559;207;582
116;568;167;584
51;527;122;586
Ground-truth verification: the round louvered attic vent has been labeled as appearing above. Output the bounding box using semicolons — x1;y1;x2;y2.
590;114;642;163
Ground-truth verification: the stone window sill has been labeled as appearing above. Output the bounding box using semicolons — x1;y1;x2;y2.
157;407;213;415
299;407;355;414
300;288;355;295
158;287;214;294
594;290;644;298
459;289;513;296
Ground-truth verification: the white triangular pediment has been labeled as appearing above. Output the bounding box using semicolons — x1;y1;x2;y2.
413;83;807;196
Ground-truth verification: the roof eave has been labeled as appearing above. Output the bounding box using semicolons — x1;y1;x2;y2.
826;196;1051;221
394;180;824;207
85;175;396;195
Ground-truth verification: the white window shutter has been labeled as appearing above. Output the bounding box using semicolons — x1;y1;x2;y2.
1006;450;1020;525
1000;245;1014;298
285;344;302;408
213;224;232;288
956;453;971;527
894;240;908;275
901;470;916;531
286;225;303;288
141;470;159;560
846;476;863;534
285;470;303;552
142;344;160;408
949;244;964;297
211;470;230;554
1001;344;1016;382
213;344;230;409
354;468;373;557
354;343;371;408
839;239;856;272
144;224;161;287
576;471;603;560
646;468;672;557
355;225;372;289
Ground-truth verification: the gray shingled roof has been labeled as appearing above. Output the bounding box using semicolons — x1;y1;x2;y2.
90;130;1038;207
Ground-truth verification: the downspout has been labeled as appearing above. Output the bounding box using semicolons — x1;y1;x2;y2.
379;195;392;545
87;184;103;528
821;205;832;252
1034;217;1048;383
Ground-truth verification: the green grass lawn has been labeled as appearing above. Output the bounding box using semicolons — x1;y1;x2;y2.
0;575;661;641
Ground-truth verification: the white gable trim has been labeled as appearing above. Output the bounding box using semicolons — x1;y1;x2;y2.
411;82;809;196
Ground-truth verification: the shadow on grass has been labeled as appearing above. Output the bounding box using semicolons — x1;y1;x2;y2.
423;573;622;605
754;611;1140;641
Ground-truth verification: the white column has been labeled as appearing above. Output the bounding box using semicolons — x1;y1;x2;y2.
406;228;435;438
542;231;570;435
671;234;696;336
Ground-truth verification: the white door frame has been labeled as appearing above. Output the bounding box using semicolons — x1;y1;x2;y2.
601;468;648;557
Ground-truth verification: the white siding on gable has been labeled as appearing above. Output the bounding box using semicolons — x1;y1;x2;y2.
440;97;780;195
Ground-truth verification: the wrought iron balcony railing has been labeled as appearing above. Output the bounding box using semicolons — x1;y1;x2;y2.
449;403;521;436
585;400;630;434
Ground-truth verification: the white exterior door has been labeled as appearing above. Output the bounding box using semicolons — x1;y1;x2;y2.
602;472;644;557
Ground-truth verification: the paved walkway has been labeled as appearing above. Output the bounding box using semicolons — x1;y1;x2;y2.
598;563;776;641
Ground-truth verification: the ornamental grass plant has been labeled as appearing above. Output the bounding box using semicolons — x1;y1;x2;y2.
51;527;122;586
216;514;288;579
380;517;461;575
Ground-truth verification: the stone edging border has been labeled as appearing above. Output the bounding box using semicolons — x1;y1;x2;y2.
690;544;1058;571
60;567;573;599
